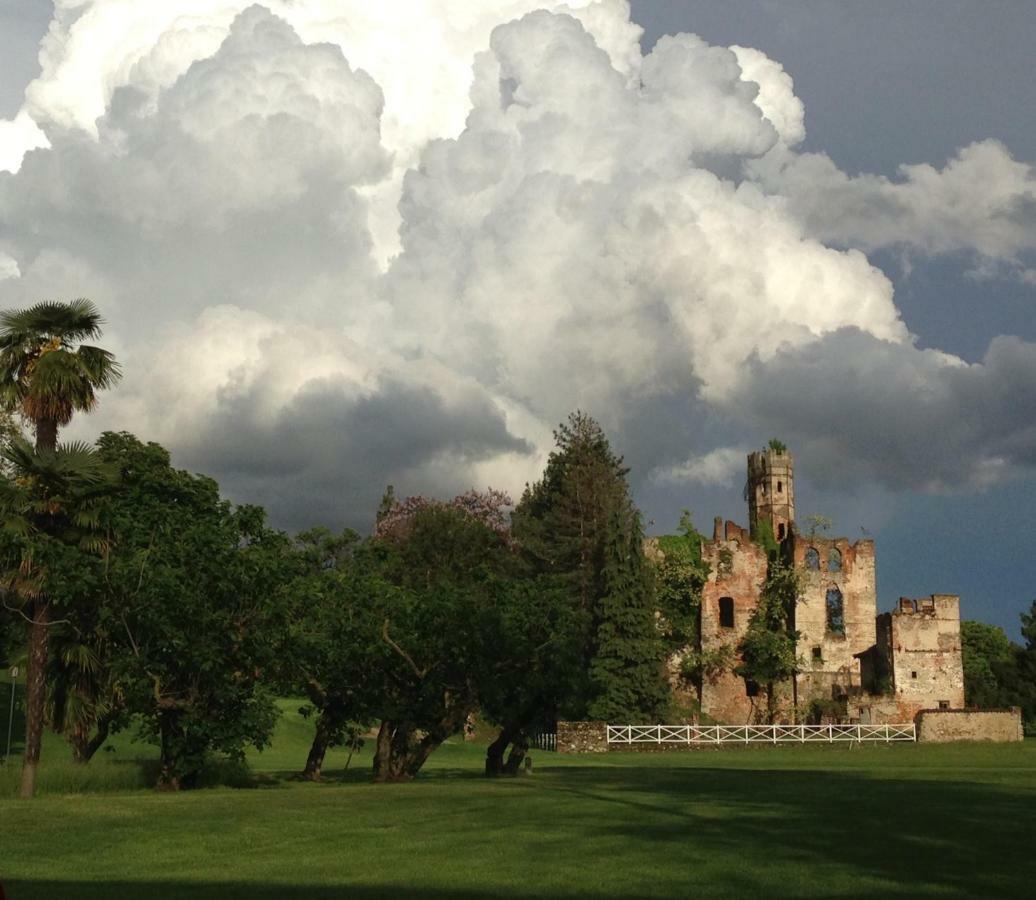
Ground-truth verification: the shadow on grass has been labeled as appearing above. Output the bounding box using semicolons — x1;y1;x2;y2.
519;764;1035;897
4;885;616;900
258;764;489;787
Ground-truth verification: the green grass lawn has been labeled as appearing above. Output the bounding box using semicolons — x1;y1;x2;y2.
1;705;1034;899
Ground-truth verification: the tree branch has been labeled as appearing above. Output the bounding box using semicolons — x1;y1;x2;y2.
381;619;428;679
120;612;141;657
1;598;70;627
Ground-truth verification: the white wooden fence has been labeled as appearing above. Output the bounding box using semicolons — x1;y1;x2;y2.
531;731;557;751
606;724;916;746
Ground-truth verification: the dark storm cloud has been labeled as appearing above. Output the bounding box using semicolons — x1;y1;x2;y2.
735;329;1036;493
177;374;533;532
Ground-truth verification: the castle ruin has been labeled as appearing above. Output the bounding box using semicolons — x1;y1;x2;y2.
668;446;965;724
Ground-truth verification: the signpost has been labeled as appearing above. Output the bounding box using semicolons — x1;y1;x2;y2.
4;666;18;764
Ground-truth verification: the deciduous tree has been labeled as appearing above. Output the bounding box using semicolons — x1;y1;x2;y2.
961;620;1018;709
479;575;581;776
96;432;291;789
283;527;383;780
371;498;513;782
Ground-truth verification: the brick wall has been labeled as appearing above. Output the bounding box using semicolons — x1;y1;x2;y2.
699;530;769;723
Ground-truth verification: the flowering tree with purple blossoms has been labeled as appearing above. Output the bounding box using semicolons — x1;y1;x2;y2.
373;488;513;541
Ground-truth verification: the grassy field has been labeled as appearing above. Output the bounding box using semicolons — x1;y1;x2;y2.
1;706;1034;899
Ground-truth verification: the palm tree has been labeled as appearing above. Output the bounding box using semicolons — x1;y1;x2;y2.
48;628;124;764
0;299;120;454
0;437;114;796
0;300;120;798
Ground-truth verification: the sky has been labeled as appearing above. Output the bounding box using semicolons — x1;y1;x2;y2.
0;1;1033;636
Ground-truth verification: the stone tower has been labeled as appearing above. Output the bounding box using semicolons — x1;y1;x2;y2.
746;447;795;542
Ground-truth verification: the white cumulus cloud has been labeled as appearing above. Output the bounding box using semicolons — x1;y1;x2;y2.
0;1;1033;529
750;139;1036;276
650;447;748;487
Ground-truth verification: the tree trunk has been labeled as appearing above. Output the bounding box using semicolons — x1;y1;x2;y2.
374;708;468;783
70;723;90;764
71;714;113;764
401;732;444;780
19;600;51;799
302;710;334;781
156;712;183;791
372;720;395;783
373;719;415;783
485;726;514;777
486;723;530;777
17;418;61;797
35;417;58;454
503;733;529;776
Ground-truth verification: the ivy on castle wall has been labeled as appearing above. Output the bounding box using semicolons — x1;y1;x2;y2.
653;511;709;656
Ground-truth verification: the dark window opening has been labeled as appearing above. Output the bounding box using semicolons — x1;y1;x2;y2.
719;596;735;629
777;523;786;540
777;481;783;493
825;587;845;635
805;547;820;570
827;548;842;573
745;679;760;697
911;671;918;679
811;646;823;661
938;700;950;710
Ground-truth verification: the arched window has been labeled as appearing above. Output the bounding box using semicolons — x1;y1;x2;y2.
804;547;820;570
719;596;735;629
826;588;845;635
777;523;786;540
827;548;842;573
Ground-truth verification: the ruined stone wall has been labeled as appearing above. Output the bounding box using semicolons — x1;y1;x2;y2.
886;595;965;717
853;695;926;724
556;721;608;753
699;527;769;723
916;709;1023;743
792;537;877;705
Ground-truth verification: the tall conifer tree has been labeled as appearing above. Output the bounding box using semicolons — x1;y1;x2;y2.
587;501;669;722
512;412;667;722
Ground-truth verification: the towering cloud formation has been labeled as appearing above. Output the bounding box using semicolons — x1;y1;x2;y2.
0;1;1034;529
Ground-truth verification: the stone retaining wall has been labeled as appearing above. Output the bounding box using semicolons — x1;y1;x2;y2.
557;721;608;753
915;708;1023;743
